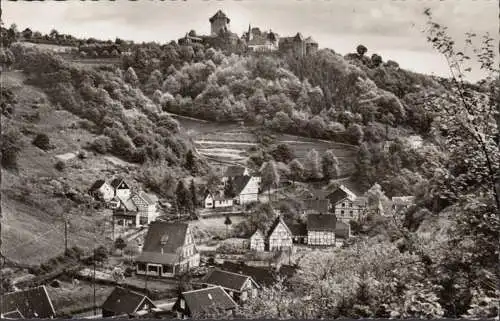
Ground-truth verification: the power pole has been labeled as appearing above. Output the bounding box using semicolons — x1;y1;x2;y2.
64;220;68;256
93;247;96;316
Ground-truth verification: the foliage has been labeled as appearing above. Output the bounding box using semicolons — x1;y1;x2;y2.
114;237;127;254
224;178;236;199
32;133;51;150
1;125;23;170
54;160;66;171
288;158;304;184
321;149;340;180
261;160;280;195
176;181;193;214
303;149;321;181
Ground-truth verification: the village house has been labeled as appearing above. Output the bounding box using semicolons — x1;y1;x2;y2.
233;175;260;205
328;185;367;222
306;214;337;246
130;191;160;225
306;214;351;246
101;287;157;318
110;177;131;200
172;286;238;319
287;221;308;244
199;269;260;303
1;286;56;319
135;222;200;278
204;192;234;209
212;261;297;288
88;179;114;202
249;229;265;252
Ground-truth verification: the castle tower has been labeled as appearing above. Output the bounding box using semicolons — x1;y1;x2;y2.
209;10;230;36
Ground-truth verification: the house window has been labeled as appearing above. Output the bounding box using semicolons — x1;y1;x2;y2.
341;210;345;215
180;299;185;310
350;211;354;216
241;291;248;301
137;263;146;272
163;264;173;274
148;265;158;273
342;203;345;207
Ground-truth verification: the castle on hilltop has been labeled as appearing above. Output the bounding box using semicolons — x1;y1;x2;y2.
177;10;318;57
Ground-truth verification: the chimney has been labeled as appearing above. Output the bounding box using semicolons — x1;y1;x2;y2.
161;247;164;255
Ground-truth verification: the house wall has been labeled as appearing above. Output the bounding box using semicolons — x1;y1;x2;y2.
333;198;365;221
204;195;214;208
215;199;233;208
238;178;259;204
211;18;229;36
307;230;335;246
269;222;293;251
115;188;130;200
250;233;265;252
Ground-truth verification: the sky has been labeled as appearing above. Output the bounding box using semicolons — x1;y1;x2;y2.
3;0;499;81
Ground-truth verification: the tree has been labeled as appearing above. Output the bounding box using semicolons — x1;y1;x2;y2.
224;178;236;199
356;44;368;56
176;181;192;214
114;237;127;256
49;29;59;39
371;54;383;68
189;179;198;209
270;143;295;164
224;215;232;239
288;158;304;185
1;126;23;170
321;149;340;180
185;150;195;172
261;160;280;200
124;67;139;87
304;149;321;181
32;133;51;150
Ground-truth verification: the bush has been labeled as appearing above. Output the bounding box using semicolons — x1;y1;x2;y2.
90;135;112;154
55;161;65;171
32;133;51;150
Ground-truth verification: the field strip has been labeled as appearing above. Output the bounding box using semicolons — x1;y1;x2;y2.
195;140;257;146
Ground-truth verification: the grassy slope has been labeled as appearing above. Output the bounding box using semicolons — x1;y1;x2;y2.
0;71;140;266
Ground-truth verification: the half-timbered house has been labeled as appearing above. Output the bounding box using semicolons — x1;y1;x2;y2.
200;269;260;303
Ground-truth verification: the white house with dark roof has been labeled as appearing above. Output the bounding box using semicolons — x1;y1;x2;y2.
232;175;260;205
110;177;131;200
249;229;265;252
88;179;114;202
200;269;260;303
306;213;351;246
1;286;56;319
135;222;200;277
101;287;157;318
204;192;234;209
131;191;159;225
222;166;249;184
173;286;237;319
328;185;367;222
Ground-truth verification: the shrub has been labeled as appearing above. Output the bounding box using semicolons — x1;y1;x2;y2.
32;133;51;150
90;135;112;154
1;127;23;170
55;161;65;171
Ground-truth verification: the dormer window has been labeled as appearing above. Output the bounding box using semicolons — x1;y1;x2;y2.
208;294;213;300
161;234;169;245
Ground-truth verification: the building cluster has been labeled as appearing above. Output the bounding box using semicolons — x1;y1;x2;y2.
177;10;319;57
204;166;261;209
88;177;160;228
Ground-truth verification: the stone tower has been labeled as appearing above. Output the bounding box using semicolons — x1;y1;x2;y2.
209;10;230;36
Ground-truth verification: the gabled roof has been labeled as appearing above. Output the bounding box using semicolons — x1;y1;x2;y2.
114;195;137;212
110;177;128;189
89;179;107;192
293;32;304;41
307;214;337;232
286;221;308;237
267;216;292;238
1;286;56;319
250;229;265;239
209;10;230;23
327;185;357;205
224;166;247;177
2;309;24;319
304;199;329;214
202;269;258;292
213;262;296;287
304;36;318;44
136;222;190;265
102;287;155;315
133;191;158;206
233;175;252;195
181;286;237;316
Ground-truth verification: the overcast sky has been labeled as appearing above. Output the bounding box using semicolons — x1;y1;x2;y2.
3;0;498;81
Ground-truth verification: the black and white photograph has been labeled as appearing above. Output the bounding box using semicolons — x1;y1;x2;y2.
0;0;499;319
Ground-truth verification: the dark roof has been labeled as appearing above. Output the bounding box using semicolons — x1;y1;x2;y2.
286;221;307;236
307;214;337;232
294;32;304;41
133;191;158;206
224;166;246;177
102;287;154;315
209;10;230;23
304;199;329;214
181;286;237;316
233;175;252;195
305;36;318;44
110;177;127;189
335;221;350;239
213;262;296;287
1;286;56;319
114;195;138;212
202;269;254;292
136;222;189;265
2;309;24;319
326;188;350;205
89;179;107;191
